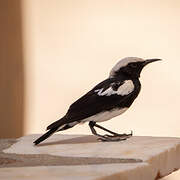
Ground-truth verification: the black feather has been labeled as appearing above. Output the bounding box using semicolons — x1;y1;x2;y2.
34;74;140;145
46;117;66;130
65;76;141;122
33;127;58;145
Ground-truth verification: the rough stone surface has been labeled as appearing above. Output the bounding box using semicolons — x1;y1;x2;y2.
0;134;180;180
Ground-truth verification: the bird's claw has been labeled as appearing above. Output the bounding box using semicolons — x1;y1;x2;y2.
97;131;133;142
104;131;133;138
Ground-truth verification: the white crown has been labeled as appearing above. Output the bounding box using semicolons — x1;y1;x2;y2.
109;57;144;78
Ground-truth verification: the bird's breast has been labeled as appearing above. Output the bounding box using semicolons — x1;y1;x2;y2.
81;107;128;123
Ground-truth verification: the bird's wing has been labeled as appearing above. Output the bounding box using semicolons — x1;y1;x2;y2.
65;78;135;122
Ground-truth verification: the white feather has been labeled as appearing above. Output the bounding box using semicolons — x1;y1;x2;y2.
95;80;134;96
82;108;128;123
95;87;116;96
117;80;134;96
109;57;144;78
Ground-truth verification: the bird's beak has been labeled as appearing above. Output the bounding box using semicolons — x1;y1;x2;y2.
143;58;162;66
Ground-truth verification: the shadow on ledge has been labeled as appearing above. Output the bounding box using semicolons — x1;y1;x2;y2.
37;135;100;146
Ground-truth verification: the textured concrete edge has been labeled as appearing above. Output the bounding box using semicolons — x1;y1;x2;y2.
0;139;17;151
98;143;180;180
146;142;180;178
97;163;157;180
1;135;180;180
97;164;180;180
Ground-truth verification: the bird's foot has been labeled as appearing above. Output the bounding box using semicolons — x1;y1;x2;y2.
97;131;133;142
105;130;133;138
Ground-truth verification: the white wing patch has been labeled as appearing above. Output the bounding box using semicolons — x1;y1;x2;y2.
95;80;134;96
117;80;134;96
95;87;116;96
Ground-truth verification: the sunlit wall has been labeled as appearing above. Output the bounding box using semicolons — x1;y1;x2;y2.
23;0;180;137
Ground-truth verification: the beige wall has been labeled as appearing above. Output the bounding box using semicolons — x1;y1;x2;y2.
23;0;180;137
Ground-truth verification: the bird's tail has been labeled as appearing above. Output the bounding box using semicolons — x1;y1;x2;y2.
33;127;59;145
33;117;67;145
46;117;66;130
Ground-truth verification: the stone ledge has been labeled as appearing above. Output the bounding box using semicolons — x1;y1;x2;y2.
0;134;180;180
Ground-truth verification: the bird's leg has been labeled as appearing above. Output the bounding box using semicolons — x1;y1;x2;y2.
88;121;132;142
89;121;112;141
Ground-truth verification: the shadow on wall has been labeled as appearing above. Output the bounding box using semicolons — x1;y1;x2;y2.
0;0;24;138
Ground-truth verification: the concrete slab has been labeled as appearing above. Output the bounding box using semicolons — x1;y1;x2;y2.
1;134;180;180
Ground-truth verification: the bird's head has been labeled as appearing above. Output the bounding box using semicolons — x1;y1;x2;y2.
109;57;161;78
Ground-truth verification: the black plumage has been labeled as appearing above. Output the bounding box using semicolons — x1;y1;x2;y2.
65;76;141;122
34;57;161;145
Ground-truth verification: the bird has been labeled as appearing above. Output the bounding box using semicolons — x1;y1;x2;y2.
33;57;161;145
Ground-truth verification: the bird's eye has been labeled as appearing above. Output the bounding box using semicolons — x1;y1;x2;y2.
130;63;137;68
